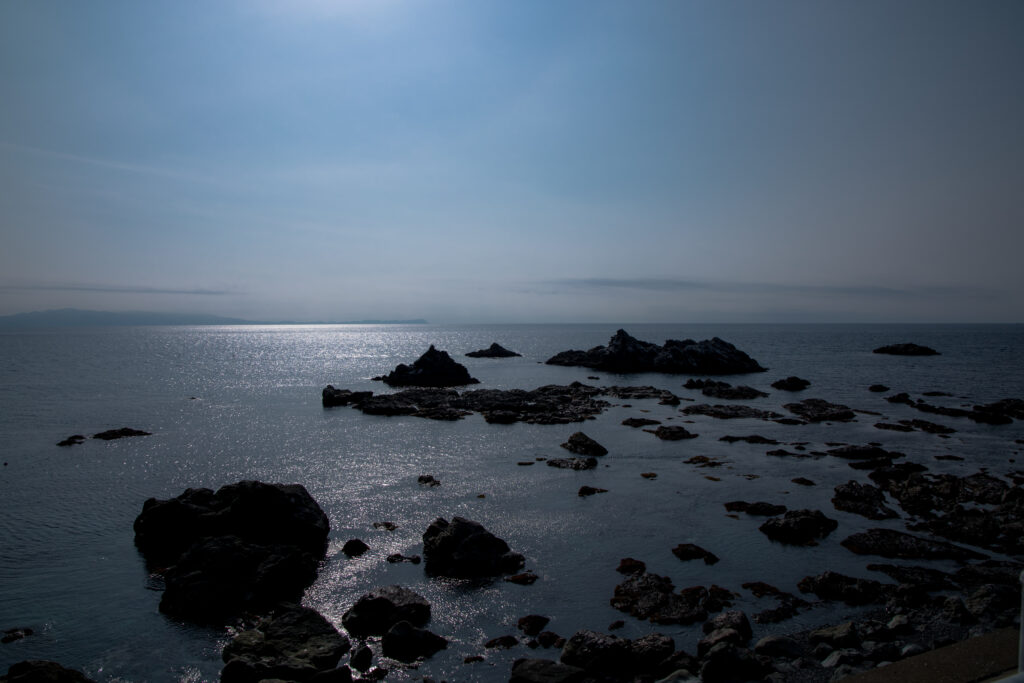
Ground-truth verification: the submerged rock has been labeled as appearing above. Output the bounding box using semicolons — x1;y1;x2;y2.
377;346;480;387
422;517;525;578
873;343;940;356
546;329;766;375
466;342;521;358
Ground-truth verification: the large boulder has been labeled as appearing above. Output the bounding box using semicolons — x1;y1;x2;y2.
560;630;634;676
133;481;330;622
380;621;447;662
376;346;480;387
546;329;766;375
422;517;525;578
221;603;350;683
341;585;431;637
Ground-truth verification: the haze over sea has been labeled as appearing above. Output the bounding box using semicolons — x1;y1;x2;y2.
1;322;1022;681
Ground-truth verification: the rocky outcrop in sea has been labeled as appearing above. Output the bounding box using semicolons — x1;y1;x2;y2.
375;345;480;387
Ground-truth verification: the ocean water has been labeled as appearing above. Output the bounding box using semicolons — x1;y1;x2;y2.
0;323;1022;682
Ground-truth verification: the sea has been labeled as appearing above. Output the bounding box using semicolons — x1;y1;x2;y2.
1;323;1022;682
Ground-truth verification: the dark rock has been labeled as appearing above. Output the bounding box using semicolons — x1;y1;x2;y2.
841;528;989;561
616;557;646;575
560;432;607;456
377;346;479;387
92;427;151;440
577;486;607;497
954;561;1024;588
772;376;810;391
784;399;856;423
465;343;520;358
699;643;769;683
703;610;752;641
698;382;769;400
536;631;563;649
1;628;34;644
546;329;766;375
485;635;519;649
349;644;373;673
866;564;957;591
610;573;710;624
221;603;351;683
518;615;550;637
342;539;369;557
672;543;720;565
719;434;779;445
758;509;838;546
560;630;634;675
465;383;609;425
417;475;440;486
631;632;675;672
681;404;783;420
797;571;894;605
831;480;899;520
965;584;1020;624
905;419;956;434
869;384;890;392
386;553;421;564
647;425;699;440
422;517;525;578
605;385;682;404
341;585;431;638
133;481;329;622
873;343;940;356
791;477;816;486
828;445;904;461
546;457;597;470
725;501;787;516
754;635;804;659
1;661;97;683
622;417;661;428
875;422;915;432
322;386;373;407
698;628;746;658
508;658;585;683
505;572;539;585
810;621;860;648
56;435;86;447
373;521;397;531
380;621;447;662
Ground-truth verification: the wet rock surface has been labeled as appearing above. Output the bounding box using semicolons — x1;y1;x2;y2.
422;516;525;578
132;481;329;622
546;329;767;374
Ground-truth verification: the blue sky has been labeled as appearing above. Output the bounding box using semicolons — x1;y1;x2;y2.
1;0;1022;323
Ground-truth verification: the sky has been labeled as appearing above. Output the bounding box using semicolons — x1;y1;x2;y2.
1;0;1022;324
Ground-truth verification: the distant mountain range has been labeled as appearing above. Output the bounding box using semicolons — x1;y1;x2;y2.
0;308;428;328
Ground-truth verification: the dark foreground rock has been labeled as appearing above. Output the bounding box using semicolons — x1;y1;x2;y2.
341;585;431;637
546;329;766;375
758;509;838;546
466;342;521;358
133;481;329;622
1;661;97;683
376;345;480;387
221;603;350;683
841;528;989;561
422;517;525;578
873;343;940;356
381;621;448;662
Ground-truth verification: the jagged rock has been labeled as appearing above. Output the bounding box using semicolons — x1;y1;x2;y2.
631;633;676;672
418;474;440;486
560;432;607;456
465;343;521;358
560;630;634;675
681;404;783;420
321;386;373;407
622;417;661;428
672;543;719;565
610;573;713;624
1;661;97;683
546;457;597;470
703;611;753;641
772;376;810;391
133;481;329;622
377;346;479;387
220;603;351;683
754;635;804;659
381;620;447;662
422;517;524;578
784;399;856;422
647;425;699;440
873;343;939;356
92;427;151;440
797;571;894;605
758;509;838;546
831;481;899;520
341;586;431;638
509;658;586;683
841;528;989;561
546;329;766;375
866;564;957;591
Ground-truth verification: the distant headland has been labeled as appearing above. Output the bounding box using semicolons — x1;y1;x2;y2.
0;308;428;328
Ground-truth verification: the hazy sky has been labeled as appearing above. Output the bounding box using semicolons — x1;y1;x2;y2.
1;1;1022;323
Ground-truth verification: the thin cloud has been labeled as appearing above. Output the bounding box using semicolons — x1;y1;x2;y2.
0;283;234;296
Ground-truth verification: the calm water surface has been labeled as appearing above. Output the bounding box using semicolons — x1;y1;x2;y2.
1;324;1022;681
